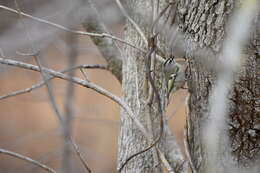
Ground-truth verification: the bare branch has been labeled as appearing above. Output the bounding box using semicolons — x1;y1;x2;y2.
0;148;56;173
0;64;107;100
184;124;197;173
81;0;123;81
10;4;91;168
0;57;175;173
114;0;168;64
0;57;149;138
69;137;92;173
157;149;174;173
14;0;63;124
115;0;148;45
0;5;145;54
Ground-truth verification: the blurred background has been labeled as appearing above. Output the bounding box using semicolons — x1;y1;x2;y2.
0;0;187;172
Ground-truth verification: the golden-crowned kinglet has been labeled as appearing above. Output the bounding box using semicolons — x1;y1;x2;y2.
163;57;186;98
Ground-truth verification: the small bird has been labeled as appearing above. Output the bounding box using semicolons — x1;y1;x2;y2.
163;57;186;100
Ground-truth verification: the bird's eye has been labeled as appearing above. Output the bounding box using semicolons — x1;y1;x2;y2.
170;74;177;79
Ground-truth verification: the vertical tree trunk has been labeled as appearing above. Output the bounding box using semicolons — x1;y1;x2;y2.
117;1;163;172
117;1;186;172
176;0;259;172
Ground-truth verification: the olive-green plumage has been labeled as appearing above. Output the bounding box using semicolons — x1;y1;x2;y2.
167;71;178;97
163;57;186;100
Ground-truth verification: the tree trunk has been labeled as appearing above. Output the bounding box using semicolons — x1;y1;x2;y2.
117;1;164;172
176;0;260;172
117;0;186;172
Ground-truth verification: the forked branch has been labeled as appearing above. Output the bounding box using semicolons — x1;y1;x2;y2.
0;57;148;138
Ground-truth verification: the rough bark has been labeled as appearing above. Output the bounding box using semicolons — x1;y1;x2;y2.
81;0;122;82
117;2;163;172
176;0;260;172
117;0;186;172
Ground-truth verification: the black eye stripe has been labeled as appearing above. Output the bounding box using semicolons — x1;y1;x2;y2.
163;57;175;66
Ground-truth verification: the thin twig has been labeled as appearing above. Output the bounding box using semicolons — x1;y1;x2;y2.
2;56;151;170
14;0;64;123
0;5;145;53
115;0;148;45
0;57;149;138
0;64;107;100
15;4;92;169
151;2;173;33
69;137;92;173
0;148;56;173
184;126;197;173
80;68;88;80
157;149;174;173
0;55;173;173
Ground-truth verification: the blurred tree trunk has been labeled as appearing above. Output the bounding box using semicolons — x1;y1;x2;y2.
61;32;78;173
176;0;260;172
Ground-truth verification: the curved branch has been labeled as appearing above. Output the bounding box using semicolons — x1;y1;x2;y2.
0;57;148;138
0;148;56;173
0;57;180;172
69;137;92;173
0;5;145;53
0;64;107;100
115;0;147;45
81;0;124;81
